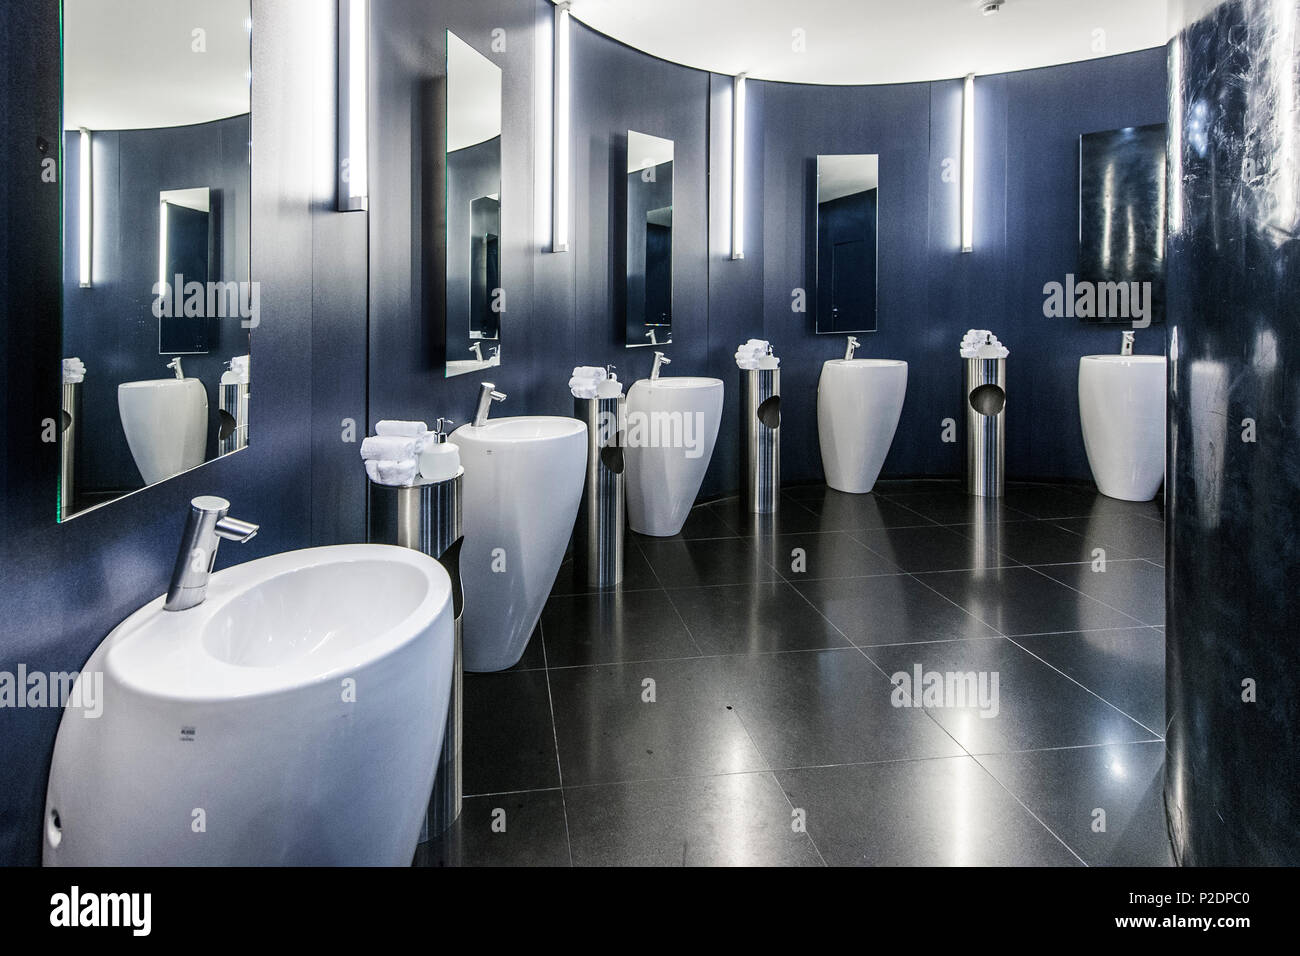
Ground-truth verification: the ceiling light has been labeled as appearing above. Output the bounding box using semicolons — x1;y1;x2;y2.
980;0;1005;16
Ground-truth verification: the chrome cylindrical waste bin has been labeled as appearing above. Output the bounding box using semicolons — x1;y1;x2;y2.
964;357;1005;498
741;368;781;513
575;396;625;588
368;472;464;840
218;381;250;455
60;382;78;519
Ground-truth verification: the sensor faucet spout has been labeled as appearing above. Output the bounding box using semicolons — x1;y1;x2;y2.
474;382;507;427
845;336;861;360
651;352;671;380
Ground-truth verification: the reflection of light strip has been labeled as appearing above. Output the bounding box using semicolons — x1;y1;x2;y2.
1275;0;1296;231
337;0;368;211
553;2;571;252
731;73;747;260
1168;37;1182;236
158;200;168;294
961;73;974;253
79;128;92;287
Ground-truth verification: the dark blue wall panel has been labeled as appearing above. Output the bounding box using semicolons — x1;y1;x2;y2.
1164;0;1300;865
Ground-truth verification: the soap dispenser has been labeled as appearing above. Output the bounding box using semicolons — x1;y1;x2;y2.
419;417;462;483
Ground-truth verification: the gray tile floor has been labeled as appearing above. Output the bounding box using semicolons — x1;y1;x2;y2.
418;479;1173;867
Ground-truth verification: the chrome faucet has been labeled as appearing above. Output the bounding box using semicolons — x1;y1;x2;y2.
645;328;659;346
166;357;185;379
165;496;259;611
468;342;483;361
651;351;671;380
488;344;501;364
845;336;860;360
1121;330;1135;356
473;382;507;427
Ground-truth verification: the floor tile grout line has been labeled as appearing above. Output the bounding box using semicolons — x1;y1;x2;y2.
776;572;980;764
536;620;575;866
1002;632;1167;740
1020;562;1152;628
967;753;1090;867
462;737;1168;798
888;571;1164;739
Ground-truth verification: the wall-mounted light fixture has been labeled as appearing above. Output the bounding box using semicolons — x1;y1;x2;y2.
337;0;368;212
731;73;747;261
552;1;571;253
79;127;92;287
961;73;975;253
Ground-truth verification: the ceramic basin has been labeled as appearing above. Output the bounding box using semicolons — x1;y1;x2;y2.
43;544;455;866
1078;354;1166;501
452;416;587;672
817;359;908;494
624;376;724;536
118;378;208;484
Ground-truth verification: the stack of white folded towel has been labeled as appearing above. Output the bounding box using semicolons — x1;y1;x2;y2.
734;339;770;370
568;366;607;399
229;354;251;384
62;358;86;385
960;329;1010;359
361;420;434;486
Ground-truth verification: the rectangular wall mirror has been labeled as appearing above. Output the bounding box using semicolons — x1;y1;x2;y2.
814;153;878;334
445;31;503;378
623;130;674;348
1078;123;1167;324
59;0;252;521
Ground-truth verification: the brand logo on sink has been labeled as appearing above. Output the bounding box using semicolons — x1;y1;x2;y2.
596;410;708;459
0;665;103;718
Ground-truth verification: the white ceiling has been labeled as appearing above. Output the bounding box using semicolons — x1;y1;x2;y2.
64;0;250;131
448;32;503;152
818;154;879;203
627;130;675;173
564;0;1169;85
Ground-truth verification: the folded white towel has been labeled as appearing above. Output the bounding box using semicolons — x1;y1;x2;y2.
361;435;418;461
571;365;606;380
735;353;760;370
62;358;86;385
376;419;428;438
365;459;420;486
569;379;600;399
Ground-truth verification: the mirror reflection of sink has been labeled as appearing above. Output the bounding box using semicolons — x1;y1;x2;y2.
118;378;208;484
625;376;724;536
817;359;907;494
1078;354;1166;501
446;356;500;377
452;416;587;672
43;544;455;866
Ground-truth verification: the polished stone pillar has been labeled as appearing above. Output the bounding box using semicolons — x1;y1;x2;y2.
1165;0;1300;864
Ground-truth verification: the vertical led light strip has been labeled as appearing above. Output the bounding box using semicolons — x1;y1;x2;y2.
961;73;975;253
337;0;368;212
552;1;571;253
731;73;747;260
79;128;92;287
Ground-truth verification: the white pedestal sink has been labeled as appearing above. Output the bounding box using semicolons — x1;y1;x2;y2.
118;378;209;484
624;377;724;536
1078;354;1166;501
817;359;908;494
43;544;455;866
452;416;587;672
